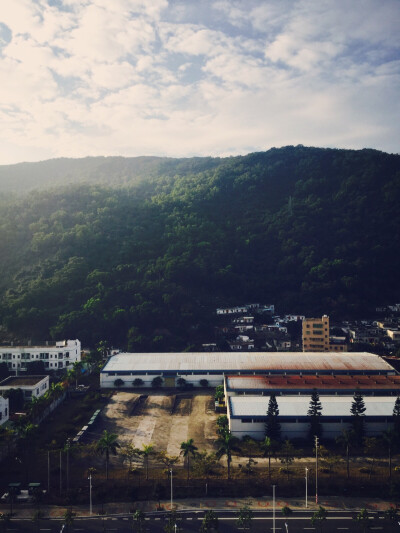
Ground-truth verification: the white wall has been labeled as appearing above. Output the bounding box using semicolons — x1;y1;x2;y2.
229;418;392;440
100;372;224;388
0;397;9;426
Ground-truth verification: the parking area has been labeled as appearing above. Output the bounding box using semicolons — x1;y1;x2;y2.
100;390;218;456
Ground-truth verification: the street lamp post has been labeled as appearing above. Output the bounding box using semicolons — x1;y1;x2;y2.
170;469;173;511
305;467;308;508
66;438;70;492
272;484;276;533
315;436;319;505
88;474;92;516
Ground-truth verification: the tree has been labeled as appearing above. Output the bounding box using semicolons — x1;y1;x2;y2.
176;377;187;388
336;430;355;479
350;391;366;446
216;415;228;436
164;511;181;533
96;430;120;480
131;509;145;533
319;445;341;477
382;427;396;480
133;378;144;387
200;510;219;533
0;512;11;533
200;379;209;388
281;505;292;517
215;430;240;479
180;438;198;480
260;436;278;479
307;389;323;440
63;508;76;532
311;506;328;533
384;507;399;532
265;393;281;442
354;508;370;533
392;396;400;437
215;385;224;403
279;439;295;480
153;483;166;509
151;376;163;388
141;444;155;481
121;442;141;474
236;505;253;531
192;452;219;481
114;378;124;388
363;437;380;479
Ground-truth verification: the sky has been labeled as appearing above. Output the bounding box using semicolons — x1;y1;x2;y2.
0;0;399;165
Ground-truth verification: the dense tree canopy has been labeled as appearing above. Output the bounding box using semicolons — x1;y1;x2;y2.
0;146;399;349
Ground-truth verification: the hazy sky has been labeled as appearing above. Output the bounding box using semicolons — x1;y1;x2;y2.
0;0;399;164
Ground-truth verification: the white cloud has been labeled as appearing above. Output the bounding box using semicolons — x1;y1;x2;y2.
0;0;398;164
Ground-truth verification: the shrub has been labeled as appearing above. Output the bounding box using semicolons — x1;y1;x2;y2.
151;376;163;388
133;378;144;387
200;379;209;388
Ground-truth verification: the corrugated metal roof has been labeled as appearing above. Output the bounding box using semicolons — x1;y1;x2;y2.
226;374;400;391
102;352;394;373
230;395;397;418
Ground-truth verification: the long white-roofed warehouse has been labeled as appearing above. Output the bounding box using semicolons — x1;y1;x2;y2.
228;395;397;440
100;351;399;440
100;351;396;389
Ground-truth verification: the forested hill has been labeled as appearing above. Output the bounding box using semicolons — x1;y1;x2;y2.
0;145;399;349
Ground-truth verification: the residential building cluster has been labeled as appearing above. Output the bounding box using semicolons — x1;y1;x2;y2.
213;303;303;352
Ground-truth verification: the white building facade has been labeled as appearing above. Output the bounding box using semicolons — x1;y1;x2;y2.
0;396;9;426
0;375;49;401
0;340;81;371
228;395;396;440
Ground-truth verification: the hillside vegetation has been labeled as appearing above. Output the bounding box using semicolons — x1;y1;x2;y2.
0;145;399;349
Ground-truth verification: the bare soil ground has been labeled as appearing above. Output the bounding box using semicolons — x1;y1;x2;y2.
100;390;218;459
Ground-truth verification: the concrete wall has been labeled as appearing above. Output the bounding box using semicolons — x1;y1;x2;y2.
100;372;224;388
229;418;391;440
0;397;9;426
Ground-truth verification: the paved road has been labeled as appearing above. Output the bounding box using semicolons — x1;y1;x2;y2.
3;510;399;532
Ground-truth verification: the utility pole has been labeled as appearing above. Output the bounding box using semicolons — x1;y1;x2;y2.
47;451;50;493
170;469;173;511
66;439;71;492
272;484;276;533
88;473;92;516
59;450;62;495
305;467;308;508
315;436;319;504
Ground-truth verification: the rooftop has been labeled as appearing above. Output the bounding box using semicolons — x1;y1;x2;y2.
102;352;395;374
226;374;400;391
229;395;397;418
0;375;48;387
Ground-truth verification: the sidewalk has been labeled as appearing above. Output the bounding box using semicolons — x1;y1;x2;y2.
0;495;397;519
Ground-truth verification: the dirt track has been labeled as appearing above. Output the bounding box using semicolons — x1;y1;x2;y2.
101;390;218;456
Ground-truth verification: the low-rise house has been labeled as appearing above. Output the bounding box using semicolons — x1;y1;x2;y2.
234;325;254;334
386;329;400;342
228;336;255;351
0;375;49;401
217;306;248;315
0;340;81;371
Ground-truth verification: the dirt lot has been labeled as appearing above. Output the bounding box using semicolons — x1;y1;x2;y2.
100;390;218;457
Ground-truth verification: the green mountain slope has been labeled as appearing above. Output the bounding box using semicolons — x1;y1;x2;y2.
0;146;399;349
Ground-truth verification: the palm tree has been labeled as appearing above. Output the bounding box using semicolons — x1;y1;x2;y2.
96;430;120;480
260;436;278;479
141;444;154;481
180;438;198;480
215;430;240;480
336;429;354;479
